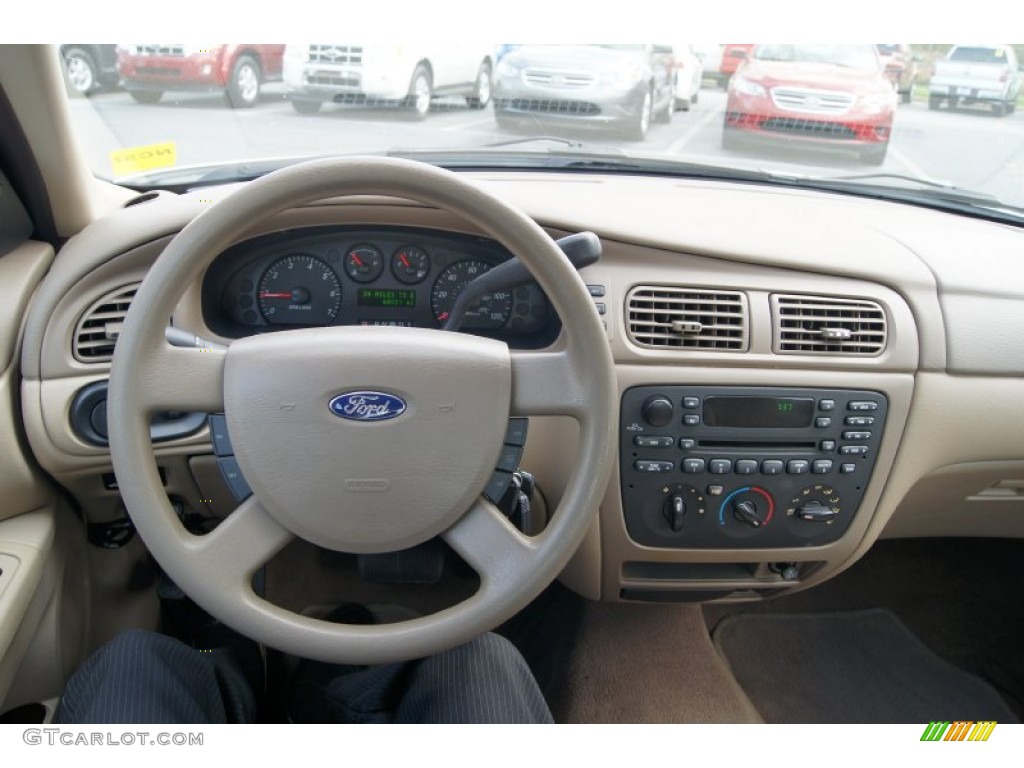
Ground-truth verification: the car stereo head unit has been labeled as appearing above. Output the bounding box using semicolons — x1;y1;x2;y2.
620;386;888;549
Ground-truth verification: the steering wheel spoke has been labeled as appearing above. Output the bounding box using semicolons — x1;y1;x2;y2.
442;498;539;587
136;344;227;412
188;496;293;585
510;350;588;417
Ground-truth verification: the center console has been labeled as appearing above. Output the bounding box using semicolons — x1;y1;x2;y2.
620;386;888;549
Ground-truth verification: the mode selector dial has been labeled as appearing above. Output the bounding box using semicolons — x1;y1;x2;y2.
641;395;674;428
789;485;842;524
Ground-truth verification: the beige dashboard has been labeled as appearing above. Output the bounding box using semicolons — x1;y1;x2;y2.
16;170;1024;604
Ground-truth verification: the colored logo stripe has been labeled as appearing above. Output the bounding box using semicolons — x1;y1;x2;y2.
920;721;997;742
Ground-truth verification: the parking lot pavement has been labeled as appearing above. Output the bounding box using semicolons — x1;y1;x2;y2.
72;86;1024;204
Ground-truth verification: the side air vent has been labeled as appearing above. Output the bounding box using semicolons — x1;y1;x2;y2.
772;294;886;355
626;287;748;351
73;284;140;363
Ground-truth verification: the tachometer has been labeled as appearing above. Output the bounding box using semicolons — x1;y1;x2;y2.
258;254;341;325
430;260;512;330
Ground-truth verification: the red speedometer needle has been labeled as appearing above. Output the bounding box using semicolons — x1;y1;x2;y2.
259;292;293;299
400;254;410;268
351;254;364;267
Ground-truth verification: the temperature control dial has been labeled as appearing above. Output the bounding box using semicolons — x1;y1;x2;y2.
718;486;774;539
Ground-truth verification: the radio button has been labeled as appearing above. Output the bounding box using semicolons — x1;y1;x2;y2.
842;431;872;441
845;416;875;426
683;414;701;426
815;417;832;428
709;459;733;474
818;399;836;411
682;397;701;409
683;458;706;474
787;460;810;474
735;460;758;475
820;440;836;452
812;460;833;474
849;401;879;411
761;460;785;475
635;460;674;473
840;463;857;474
634;435;674;448
840;445;869;456
678;438;696;450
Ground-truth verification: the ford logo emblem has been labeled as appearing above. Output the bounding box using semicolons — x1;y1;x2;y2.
329;391;407;422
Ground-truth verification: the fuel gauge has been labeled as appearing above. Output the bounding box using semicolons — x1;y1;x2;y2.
391;245;431;284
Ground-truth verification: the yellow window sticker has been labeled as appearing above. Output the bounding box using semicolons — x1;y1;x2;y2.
110;141;177;177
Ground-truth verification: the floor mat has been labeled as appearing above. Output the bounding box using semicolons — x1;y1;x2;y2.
713;608;1019;724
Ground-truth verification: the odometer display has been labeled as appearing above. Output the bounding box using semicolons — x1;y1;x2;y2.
358;288;417;308
258;254;341;325
430;260;512;330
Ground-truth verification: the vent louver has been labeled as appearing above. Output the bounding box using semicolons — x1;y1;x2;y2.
773;294;886;355
627;287;748;350
73;284;140;362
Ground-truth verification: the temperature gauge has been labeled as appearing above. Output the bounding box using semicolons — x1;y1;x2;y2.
344;244;384;283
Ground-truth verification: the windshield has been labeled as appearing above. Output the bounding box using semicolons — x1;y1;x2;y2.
55;40;1024;213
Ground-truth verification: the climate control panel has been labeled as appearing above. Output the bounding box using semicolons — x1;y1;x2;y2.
620;386;887;549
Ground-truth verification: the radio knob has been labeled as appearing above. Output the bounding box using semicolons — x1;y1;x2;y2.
733;499;765;528
641;395;674;428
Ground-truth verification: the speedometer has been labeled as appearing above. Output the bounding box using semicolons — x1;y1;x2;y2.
258;254;341;325
430;260;512;330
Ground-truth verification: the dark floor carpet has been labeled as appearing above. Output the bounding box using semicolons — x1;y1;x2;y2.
704;538;1024;719
714;608;1019;724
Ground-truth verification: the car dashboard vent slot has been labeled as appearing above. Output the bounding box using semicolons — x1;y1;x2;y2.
627;287;748;350
73;284;140;363
772;294;886;355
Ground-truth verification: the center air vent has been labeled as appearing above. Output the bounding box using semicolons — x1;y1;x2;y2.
627;287;748;350
73;284;140;363
772;294;886;355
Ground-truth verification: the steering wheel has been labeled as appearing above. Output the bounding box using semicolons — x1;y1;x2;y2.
108;157;616;664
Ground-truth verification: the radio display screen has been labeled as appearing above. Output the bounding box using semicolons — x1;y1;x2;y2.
703;397;815;428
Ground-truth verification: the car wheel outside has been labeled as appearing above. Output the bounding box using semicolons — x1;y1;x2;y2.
900;88;912;104
129;90;163;104
674;96;691;112
291;98;323;114
405;65;433;120
927;94;942;110
63;47;98;95
625;88;653;140
467;61;492;109
228;55;262;108
991;101;1007;117
656;88;673;124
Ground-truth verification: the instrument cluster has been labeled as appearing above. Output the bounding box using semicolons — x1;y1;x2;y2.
201;226;559;347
